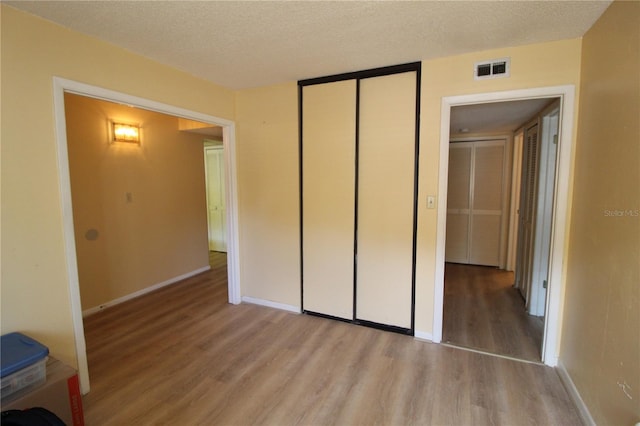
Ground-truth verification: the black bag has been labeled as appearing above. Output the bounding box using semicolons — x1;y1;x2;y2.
1;408;66;426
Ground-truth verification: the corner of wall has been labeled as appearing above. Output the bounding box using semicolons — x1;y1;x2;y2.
556;361;596;426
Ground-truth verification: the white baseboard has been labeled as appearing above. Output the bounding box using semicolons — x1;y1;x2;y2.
414;330;434;342
241;296;300;314
83;265;211;317
557;361;596;426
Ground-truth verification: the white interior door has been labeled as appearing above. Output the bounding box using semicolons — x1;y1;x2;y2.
204;146;227;252
470;141;506;266
446;139;506;267
515;122;540;302
446;143;473;263
507;131;524;272
530;109;559;316
302;80;356;320
356;72;416;329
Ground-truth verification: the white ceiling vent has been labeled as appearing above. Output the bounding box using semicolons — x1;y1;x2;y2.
474;57;510;80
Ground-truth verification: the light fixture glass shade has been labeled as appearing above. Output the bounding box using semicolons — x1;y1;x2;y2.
112;122;140;143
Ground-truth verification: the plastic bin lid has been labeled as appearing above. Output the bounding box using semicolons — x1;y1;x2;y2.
1;332;49;378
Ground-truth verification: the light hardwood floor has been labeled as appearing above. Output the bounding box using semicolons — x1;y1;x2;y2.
443;263;544;362
82;253;581;425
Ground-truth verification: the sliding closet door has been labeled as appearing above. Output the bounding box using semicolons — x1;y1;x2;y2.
356;72;416;329
301;80;357;319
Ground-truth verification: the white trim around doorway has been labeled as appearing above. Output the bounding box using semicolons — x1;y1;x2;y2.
52;77;242;394
432;85;576;367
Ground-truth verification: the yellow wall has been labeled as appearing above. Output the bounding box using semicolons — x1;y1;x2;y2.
235;82;300;306
416;39;582;332
235;39;583;333
1;4;604;396
0;5;234;368
561;1;640;424
65;93;210;311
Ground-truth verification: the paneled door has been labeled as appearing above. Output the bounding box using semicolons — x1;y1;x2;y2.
204;146;226;252
301;80;357;320
470;141;506;266
515;123;540;302
445;139;507;267
446;143;473;263
355;72;417;330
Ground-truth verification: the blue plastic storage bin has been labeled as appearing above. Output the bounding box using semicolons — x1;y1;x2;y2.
1;332;49;399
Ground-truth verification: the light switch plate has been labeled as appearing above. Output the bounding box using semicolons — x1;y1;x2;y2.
427;196;435;209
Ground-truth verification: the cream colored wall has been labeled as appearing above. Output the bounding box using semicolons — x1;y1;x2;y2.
560;1;640;424
1;3;589;375
1;6;234;368
235;82;300;306
234;39;583;335
65;93;209;311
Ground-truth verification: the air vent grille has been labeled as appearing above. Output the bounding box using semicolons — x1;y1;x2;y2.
477;63;491;77
474;57;510;80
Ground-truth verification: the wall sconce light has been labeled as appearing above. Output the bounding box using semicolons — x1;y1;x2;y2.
111;122;141;144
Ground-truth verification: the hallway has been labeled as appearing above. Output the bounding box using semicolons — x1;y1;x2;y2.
443;263;544;362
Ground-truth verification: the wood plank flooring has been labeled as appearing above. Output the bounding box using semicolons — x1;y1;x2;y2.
82;254;580;425
209;250;227;269
443;263;544;362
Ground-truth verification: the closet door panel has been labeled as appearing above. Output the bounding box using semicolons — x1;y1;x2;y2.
470;214;502;266
445;144;472;263
469;142;505;266
445;214;470;262
473;143;505;211
302;80;356;319
356;72;416;328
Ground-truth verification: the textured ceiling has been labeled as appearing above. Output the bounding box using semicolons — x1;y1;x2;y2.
451;98;553;135
6;0;611;90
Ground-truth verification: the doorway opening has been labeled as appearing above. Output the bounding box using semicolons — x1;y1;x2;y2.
52;78;241;394
433;86;576;367
442;99;560;363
